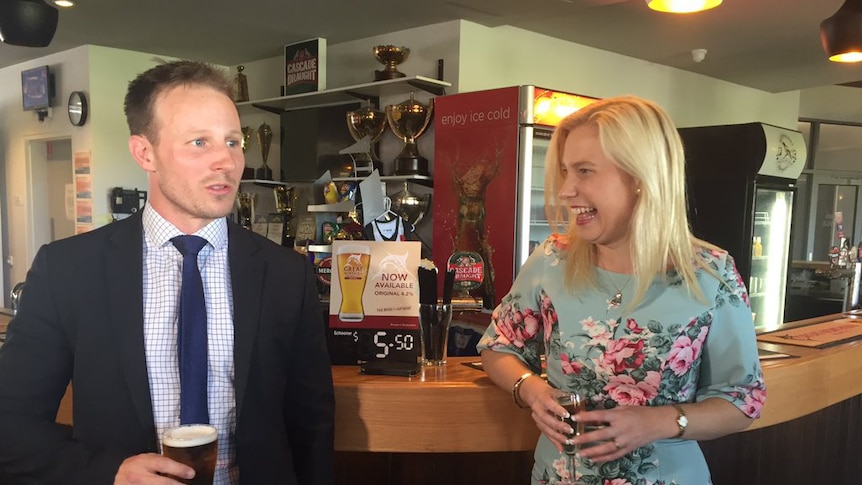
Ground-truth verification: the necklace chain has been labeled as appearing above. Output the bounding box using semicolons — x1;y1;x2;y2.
603;272;633;310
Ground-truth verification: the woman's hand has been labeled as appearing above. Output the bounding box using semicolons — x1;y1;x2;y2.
570;405;677;463
519;378;577;454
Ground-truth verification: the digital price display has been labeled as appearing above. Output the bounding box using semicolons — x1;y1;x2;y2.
328;328;420;364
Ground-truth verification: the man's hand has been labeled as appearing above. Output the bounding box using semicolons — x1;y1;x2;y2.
114;453;194;485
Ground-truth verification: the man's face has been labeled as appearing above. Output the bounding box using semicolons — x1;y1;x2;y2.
133;84;245;234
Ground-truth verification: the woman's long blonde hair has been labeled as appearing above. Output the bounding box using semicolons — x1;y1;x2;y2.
544;95;717;307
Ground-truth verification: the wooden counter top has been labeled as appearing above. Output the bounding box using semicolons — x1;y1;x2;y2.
0;312;10;333
333;359;539;453
333;313;862;452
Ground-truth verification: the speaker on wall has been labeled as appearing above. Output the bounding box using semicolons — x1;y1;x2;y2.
0;0;59;48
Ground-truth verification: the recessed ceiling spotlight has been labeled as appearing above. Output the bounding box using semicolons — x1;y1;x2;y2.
646;0;722;14
54;0;76;7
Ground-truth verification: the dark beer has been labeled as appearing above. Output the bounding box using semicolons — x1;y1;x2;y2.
162;424;218;485
558;400;582;455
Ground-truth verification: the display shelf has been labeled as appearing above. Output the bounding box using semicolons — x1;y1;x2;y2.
240;179;289;187
307;200;355;213
308;244;333;253
332;174;433;188
236;76;451;115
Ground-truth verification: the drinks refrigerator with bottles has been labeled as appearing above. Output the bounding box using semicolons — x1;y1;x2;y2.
679;122;807;331
432;86;597;309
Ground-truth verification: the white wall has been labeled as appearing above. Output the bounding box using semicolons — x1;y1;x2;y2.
1;45;164;288
799;85;862;123
1;46;90;288
458;22;800;130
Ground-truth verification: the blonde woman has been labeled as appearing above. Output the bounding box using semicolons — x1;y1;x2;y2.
479;96;765;484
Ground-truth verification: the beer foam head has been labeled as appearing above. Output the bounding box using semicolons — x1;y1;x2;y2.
162;424;217;448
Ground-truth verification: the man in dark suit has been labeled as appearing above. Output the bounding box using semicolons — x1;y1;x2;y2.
0;60;334;484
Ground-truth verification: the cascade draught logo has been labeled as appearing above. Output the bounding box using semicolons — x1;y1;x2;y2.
286;48;318;88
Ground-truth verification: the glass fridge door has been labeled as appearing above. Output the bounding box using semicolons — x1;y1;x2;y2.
516;127;555;271
750;187;794;331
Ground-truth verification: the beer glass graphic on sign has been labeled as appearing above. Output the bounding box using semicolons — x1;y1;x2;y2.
337;244;371;321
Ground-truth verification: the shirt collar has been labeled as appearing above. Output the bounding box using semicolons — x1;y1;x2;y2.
141;202;228;252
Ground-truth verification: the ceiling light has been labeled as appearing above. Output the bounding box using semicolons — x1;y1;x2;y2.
646;0;722;14
53;0;75;6
821;0;862;63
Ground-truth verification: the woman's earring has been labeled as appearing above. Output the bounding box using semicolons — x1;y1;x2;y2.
636;187;641;194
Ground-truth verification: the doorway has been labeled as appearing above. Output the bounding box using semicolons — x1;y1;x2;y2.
27;137;74;261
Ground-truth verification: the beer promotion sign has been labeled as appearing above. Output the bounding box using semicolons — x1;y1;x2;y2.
328;241;421;365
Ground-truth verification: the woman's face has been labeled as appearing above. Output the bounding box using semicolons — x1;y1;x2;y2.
558;124;639;252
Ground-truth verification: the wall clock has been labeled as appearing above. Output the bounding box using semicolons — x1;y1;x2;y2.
68;91;88;126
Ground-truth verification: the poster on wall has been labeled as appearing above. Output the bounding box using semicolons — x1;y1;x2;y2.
327;240;421;364
73;151;90;175
73;151;93;233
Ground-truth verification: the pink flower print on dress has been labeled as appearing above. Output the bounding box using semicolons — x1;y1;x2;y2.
493;303;540;349
561;353;584;375
605;479;634;485
540;293;558;340
603;372;660;406
665;335;700;376
742;386;766;418
599;338;646;374
625;318;643;334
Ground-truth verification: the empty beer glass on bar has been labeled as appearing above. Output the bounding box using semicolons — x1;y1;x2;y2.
418;303;453;365
162;424;218;485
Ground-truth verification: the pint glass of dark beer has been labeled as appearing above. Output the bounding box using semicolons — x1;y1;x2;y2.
161;424;218;485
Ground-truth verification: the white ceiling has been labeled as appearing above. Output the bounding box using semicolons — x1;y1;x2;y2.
2;0;862;93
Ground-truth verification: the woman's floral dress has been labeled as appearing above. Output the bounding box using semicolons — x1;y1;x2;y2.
477;236;766;485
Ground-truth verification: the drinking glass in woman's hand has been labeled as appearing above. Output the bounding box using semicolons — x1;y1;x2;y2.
552;390;587;485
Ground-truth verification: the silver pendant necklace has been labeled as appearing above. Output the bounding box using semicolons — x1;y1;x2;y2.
604;273;633;310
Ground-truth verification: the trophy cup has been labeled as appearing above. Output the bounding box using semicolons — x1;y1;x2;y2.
391;180;430;226
240;126;254;179
373;45;410;81
385;93;434;176
256;122;273;181
236;192;257;230
234;65;249;102
273;185;296;247
241;126;252;153
346;106;386;175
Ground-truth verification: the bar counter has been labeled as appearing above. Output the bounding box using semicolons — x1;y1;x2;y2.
334;313;862;453
6;312;862;483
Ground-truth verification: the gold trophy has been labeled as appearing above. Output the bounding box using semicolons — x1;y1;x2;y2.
234;65;249;102
273;185;296;247
236;192;257;230
240;126;254;180
386;93;434;176
373;45;410;81
241;126;252;153
346;106;386;175
256;122;273;181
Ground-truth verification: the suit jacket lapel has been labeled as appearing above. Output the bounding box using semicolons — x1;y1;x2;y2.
105;213;157;444
228;224;264;418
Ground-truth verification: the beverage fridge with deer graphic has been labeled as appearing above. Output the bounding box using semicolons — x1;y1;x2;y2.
432;86;598;310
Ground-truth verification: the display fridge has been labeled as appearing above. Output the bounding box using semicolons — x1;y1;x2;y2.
679;122;807;331
432;86;597;309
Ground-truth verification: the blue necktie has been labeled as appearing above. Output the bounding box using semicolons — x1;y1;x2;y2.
171;235;209;425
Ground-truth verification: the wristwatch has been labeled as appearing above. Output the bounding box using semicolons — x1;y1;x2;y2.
673;404;688;438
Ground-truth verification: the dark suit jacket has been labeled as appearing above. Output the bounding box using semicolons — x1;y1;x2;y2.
0;213;335;484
